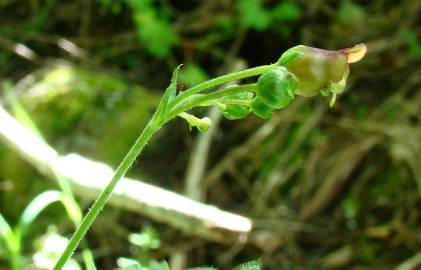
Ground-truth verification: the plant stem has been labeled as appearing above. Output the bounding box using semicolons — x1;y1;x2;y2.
168;83;256;119
172;64;275;104
10;237;19;270
53;64;269;269
53;116;161;270
212;99;252;106
11;254;19;270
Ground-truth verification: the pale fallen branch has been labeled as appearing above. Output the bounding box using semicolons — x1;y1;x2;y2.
395;252;421;270
0;104;252;243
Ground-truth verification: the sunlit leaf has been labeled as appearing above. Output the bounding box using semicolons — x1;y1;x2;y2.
233;259;262;270
33;229;81;270
116;264;142;270
0;213;16;254
128;226;161;249
116;257;142;269
151;261;170;270
18;190;63;235
3;81;43;138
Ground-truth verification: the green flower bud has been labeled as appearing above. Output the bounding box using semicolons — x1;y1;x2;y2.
195;117;212;132
222;105;251;120
256;66;298;109
220;92;252;120
178;112;212;132
283;43;367;101
251;97;273;119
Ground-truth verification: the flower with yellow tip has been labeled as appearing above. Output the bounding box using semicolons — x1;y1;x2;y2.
281;43;367;106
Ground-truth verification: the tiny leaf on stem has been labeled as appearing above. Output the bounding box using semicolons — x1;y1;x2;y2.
157;65;183;118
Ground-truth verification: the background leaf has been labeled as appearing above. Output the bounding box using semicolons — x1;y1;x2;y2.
18;190;64;235
233;259;262;270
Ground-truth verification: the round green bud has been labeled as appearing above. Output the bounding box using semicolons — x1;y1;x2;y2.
251;97;273;119
256;67;298;109
222;105;251;120
220;92;253;120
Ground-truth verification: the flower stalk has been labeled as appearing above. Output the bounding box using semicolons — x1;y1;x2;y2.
53;43;366;269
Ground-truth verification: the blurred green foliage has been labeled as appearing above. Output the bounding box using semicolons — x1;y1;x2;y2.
179;63;209;86
402;30;421;58
238;0;300;31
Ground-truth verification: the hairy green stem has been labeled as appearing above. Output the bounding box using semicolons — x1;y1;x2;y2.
168;83;256;119
53;115;161;270
208;99;252;106
172;64;274;104
53;64;270;269
52;172;96;269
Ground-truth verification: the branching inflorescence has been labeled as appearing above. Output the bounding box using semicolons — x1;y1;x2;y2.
53;44;367;269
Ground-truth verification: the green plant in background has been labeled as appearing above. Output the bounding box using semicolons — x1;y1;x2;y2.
99;0;300;59
116;227;263;270
53;43;367;269
117;258;169;270
402;29;421;58
116;258;262;270
116;226;162;269
186;259;262;270
337;0;366;28
127;0;178;58
179;63;210;87
0;191;80;270
2;82;97;269
97;0;178;58
237;0;300;31
32;228;82;270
